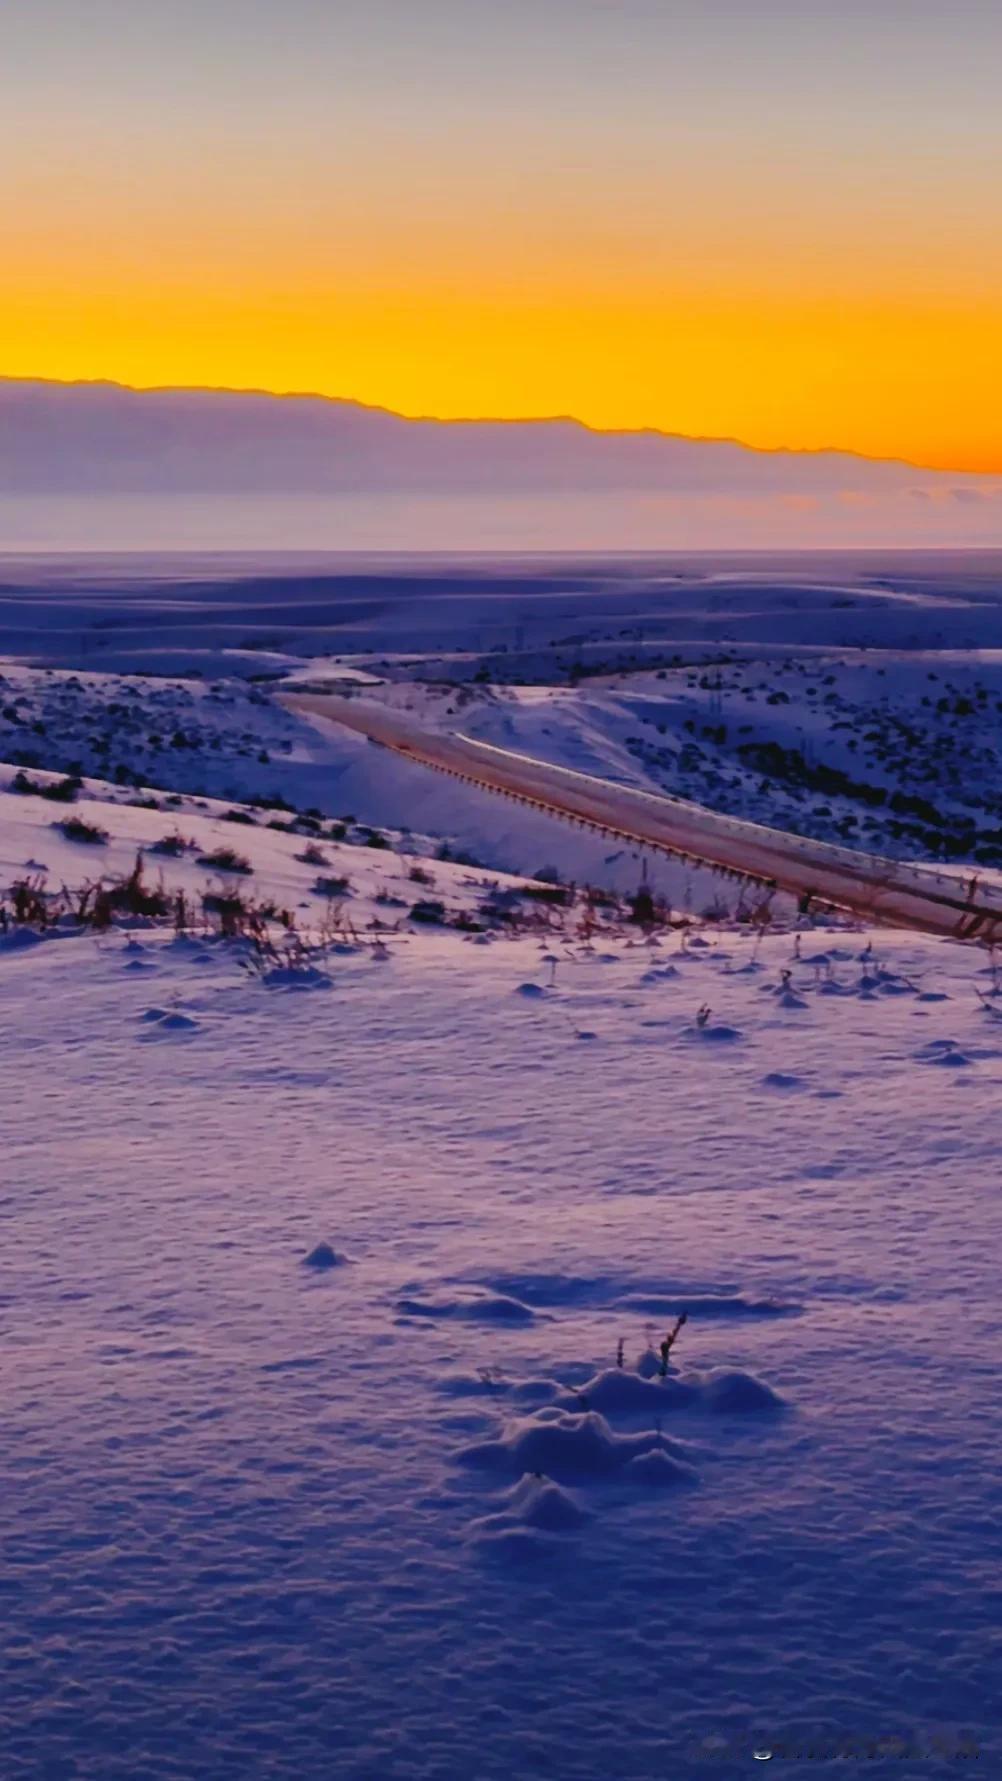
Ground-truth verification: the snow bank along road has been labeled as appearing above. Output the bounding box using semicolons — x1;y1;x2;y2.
283;693;1002;944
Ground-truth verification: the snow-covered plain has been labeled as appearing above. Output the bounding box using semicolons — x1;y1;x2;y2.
2;554;1000;1777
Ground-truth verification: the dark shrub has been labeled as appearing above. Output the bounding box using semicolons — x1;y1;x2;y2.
313;874;351;898
41;775;83;803
197;846;253;874
523;882;571;906
410;899;446;924
55;815;109;845
99;853;171;920
202;890;252;936
149;832;190;857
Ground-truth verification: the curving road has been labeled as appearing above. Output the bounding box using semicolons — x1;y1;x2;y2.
282;692;1002;945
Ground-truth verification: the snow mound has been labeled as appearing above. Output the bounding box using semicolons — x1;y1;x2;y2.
622;1293;798;1320
261;965;332;991
0;923;82;952
0;927;47;953
559;1363;783;1416
469;1473;590;1542
515;981;547;998
762;1071;807;1091
509;1377;562;1406
625;1448;700;1488
558;1368;697;1416
168;934;210;957
916;1039;971;1068
477;1270;607;1309
438;1371;511;1399
686;1021;742;1043
397;1287;537;1325
698;1369;785;1413
456;1408;663;1481
301;1242;346;1271
556;1363;783;1417
463;1524;555;1560
139;1010;199;1035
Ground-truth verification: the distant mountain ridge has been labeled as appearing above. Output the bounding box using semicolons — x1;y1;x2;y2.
3;377;1001;549
2;376;995;495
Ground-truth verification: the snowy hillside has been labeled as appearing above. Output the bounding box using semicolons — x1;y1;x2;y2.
376;655;1002;867
3;551;1002;880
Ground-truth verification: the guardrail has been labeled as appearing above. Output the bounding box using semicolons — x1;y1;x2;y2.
282;692;1002;945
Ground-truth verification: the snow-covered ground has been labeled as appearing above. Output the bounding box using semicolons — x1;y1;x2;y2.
4;903;999;1775
2;554;1000;1777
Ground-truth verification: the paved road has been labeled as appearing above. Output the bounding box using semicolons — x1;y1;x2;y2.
282;692;1002;944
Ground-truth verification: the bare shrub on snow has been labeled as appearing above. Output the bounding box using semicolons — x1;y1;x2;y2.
196;845;253;875
55;814;109;845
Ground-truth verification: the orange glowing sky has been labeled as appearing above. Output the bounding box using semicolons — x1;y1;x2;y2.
3;0;1001;471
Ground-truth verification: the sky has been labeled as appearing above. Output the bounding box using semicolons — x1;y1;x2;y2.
2;0;1001;472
